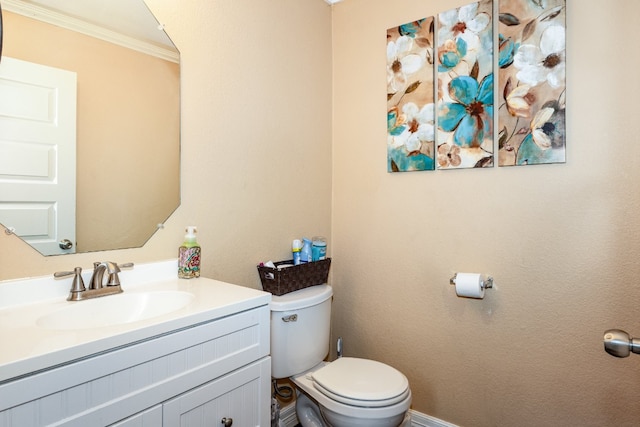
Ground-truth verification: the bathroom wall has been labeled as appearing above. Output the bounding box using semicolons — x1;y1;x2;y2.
2;0;640;426
0;0;332;284
330;0;640;425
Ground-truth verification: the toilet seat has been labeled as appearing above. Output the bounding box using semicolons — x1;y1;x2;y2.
311;357;409;408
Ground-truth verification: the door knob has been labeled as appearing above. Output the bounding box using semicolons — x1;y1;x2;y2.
221;417;233;427
603;329;640;358
59;239;73;250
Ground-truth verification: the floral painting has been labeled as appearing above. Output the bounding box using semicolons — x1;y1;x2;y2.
498;0;566;166
436;0;494;169
387;17;435;172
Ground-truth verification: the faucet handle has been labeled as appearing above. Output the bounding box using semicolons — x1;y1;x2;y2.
111;262;134;286
54;267;86;298
103;261;134;287
107;262;121;287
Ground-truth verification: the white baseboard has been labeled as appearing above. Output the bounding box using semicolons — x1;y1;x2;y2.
278;402;458;427
279;401;299;427
409;410;459;427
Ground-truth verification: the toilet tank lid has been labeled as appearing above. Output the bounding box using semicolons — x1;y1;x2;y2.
270;284;333;311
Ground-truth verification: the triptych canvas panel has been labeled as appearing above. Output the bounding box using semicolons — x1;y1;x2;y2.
386;0;566;172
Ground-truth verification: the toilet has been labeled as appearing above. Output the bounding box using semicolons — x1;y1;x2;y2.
270;284;412;427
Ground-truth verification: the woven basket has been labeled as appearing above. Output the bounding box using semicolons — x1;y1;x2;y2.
257;258;331;296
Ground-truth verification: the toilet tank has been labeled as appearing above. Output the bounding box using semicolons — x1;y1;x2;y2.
270;284;333;378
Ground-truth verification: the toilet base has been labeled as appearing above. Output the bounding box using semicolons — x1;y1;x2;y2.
296;392;326;427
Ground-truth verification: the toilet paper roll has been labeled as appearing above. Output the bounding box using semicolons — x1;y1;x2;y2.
454;273;485;299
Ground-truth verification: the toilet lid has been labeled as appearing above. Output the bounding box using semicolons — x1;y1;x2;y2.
311;357;409;408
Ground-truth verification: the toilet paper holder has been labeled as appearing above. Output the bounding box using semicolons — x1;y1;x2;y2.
449;273;493;290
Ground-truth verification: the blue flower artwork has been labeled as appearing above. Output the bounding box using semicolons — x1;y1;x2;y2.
387;17;435;172
497;0;566;166
436;0;494;169
439;73;494;148
385;0;566;172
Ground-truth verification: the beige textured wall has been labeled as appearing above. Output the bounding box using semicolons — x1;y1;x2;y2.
0;0;332;285
2;0;640;425
331;0;640;425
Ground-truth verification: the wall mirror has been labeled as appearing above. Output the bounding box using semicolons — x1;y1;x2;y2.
0;0;180;256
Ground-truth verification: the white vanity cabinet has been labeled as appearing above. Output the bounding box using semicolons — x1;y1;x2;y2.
0;267;272;427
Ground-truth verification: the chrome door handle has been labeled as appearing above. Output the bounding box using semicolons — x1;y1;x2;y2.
59;239;73;250
604;329;640;358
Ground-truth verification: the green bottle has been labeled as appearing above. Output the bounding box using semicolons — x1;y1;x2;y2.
178;226;201;279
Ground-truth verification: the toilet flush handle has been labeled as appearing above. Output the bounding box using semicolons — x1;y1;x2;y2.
282;314;297;322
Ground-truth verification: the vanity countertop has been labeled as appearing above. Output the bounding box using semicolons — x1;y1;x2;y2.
0;260;271;383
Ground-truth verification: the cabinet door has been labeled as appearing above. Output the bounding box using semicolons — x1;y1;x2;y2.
163;358;270;427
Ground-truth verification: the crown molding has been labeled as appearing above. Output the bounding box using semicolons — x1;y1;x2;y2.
2;0;179;63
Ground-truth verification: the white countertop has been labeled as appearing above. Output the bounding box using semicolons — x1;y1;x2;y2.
0;260;271;383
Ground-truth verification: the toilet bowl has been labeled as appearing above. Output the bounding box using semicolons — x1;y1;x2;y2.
270;285;412;427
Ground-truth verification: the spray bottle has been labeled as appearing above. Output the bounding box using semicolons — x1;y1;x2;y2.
292;239;302;265
178;226;201;279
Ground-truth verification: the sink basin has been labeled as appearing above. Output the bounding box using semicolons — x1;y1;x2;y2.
37;291;195;330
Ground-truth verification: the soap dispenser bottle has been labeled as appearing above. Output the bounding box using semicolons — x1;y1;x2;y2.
178;226;201;279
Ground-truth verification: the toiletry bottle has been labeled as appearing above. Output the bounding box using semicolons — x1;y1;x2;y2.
312;236;327;261
300;237;312;263
178;226;201;279
292;239;302;265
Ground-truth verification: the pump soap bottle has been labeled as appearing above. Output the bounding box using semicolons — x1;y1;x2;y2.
178;226;201;279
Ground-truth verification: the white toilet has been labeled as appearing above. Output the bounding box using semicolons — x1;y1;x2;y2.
270;284;412;427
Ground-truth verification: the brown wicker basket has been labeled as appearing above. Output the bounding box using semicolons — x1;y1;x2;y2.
257;258;331;296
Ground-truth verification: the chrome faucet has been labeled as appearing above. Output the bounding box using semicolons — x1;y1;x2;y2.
54;262;133;301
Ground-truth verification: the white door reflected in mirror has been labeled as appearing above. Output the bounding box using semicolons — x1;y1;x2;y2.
0;57;77;255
